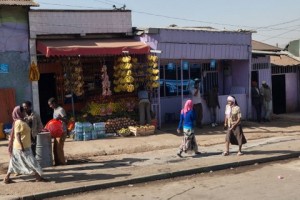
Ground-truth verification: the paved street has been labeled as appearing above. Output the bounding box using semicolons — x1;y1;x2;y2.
50;159;300;200
0;116;300;199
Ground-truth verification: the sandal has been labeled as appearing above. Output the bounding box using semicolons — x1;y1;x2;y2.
237;152;244;156
3;178;14;184
36;177;49;182
222;152;229;156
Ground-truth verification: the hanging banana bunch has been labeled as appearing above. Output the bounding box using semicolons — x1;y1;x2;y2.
29;61;40;81
147;55;160;90
113;55;136;93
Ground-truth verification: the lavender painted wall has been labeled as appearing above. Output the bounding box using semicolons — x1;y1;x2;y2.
0;7;31;105
140;28;251;60
157;29;251;45
285;73;298;112
160;94;247;126
231;60;249;94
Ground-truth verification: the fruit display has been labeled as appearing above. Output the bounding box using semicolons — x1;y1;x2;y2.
146;55;160;90
29;61;40;81
105;117;137;133
63;59;85;96
113;56;135;93
101;65;112;96
116;128;132;137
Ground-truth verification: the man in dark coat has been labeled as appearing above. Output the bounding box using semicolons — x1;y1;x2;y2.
206;85;220;127
251;81;262;123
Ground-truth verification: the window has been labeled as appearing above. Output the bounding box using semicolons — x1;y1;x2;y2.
159;60;219;97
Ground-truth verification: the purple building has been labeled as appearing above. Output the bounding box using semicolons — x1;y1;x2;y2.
138;27;252;125
252;40;300;118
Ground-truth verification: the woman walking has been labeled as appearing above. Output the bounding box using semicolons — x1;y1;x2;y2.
177;99;201;157
4;106;46;184
223;96;247;156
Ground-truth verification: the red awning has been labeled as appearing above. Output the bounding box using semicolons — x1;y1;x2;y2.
37;39;150;57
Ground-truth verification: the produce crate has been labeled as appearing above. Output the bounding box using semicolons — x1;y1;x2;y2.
128;126;144;136
129;125;155;136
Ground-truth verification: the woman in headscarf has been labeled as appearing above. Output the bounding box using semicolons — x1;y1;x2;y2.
223;96;247;156
177;99;201;157
3;106;46;184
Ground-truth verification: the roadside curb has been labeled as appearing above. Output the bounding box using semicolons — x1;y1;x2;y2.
19;152;300;200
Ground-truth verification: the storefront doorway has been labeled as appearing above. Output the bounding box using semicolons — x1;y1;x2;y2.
38;73;57;124
272;74;286;114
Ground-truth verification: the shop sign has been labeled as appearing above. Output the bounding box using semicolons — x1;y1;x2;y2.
210;59;216;69
182;61;189;70
0;63;9;73
167;63;175;70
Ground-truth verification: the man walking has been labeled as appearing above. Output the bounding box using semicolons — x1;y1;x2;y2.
23;101;43;157
260;81;272;122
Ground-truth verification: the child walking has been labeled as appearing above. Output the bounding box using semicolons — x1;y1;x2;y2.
177;99;201;157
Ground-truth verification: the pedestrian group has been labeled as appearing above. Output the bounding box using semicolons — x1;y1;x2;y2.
4;80;269;183
4;97;67;184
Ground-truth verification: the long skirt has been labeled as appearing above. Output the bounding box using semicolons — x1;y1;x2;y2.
179;128;198;152
7;148;43;176
225;125;247;146
53;133;66;166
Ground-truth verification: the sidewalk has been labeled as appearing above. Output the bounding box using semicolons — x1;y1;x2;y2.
0;117;300;199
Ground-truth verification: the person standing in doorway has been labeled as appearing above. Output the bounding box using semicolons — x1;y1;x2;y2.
48;97;67;166
251;81;262;123
207;85;220;127
177;99;201;157
260;81;272;122
22;101;43;157
191;78;203;128
138;85;151;125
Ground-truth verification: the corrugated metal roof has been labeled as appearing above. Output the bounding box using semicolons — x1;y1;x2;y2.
0;0;38;6
145;26;253;34
270;55;300;66
252;40;281;52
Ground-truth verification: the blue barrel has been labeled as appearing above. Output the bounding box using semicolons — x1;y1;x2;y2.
36;132;52;168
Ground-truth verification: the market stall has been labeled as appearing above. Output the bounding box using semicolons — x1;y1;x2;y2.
35;39;160;139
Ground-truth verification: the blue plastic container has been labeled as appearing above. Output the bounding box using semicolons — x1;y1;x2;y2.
74;132;83;141
83;122;93;132
75;122;83;133
93;122;106;131
92;130;98;140
83;131;92;141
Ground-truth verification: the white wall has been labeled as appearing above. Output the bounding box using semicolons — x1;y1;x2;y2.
29;10;132;37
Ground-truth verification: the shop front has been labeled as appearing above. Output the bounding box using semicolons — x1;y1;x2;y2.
34;38;161;136
28;10;160;138
139;27;252;124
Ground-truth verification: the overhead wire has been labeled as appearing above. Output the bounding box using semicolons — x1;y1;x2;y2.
36;1;300;43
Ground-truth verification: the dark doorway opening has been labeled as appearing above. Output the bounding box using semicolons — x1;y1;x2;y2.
272;74;286;114
251;71;259;83
38;73;56;124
